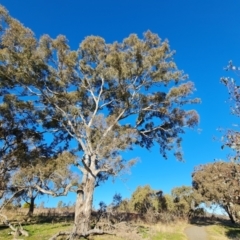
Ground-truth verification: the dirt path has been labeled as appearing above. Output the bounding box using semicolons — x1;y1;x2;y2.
184;225;208;240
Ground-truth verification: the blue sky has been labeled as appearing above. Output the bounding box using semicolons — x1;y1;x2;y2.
1;0;240;207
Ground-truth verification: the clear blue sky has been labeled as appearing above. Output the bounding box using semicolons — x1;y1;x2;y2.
2;0;240;207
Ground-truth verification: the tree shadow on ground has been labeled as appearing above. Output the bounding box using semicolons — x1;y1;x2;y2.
189;216;219;226
0;225;8;230
33;215;73;224
224;225;240;240
189;216;237;226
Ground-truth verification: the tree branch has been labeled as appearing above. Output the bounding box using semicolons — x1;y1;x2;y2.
0;189;24;212
88;77;105;127
96;109;126;152
33;182;73;197
140;125;171;135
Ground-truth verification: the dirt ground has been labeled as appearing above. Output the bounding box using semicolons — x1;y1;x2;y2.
184;225;208;240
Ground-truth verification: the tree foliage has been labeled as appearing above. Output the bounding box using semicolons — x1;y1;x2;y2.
221;61;240;161
192;161;240;223
160;194;175;213
171;186;195;217
12;152;77;196
129;185;160;214
116;185;197;223
0;84;44;199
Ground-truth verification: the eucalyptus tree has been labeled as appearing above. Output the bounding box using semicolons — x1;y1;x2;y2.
11;152;76;216
192;161;240;223
0;5;199;238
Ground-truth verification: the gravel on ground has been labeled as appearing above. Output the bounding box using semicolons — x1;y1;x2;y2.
184;225;208;240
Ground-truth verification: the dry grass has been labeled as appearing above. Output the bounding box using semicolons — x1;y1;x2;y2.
151;220;188;240
153;219;188;233
92;222;189;240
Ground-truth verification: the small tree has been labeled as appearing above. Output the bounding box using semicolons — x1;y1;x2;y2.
129;185;159;214
192;161;240;223
11;152;77;216
171;186;195;218
0;5;199;238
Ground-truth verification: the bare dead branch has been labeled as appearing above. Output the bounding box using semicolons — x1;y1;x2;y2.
34;182;73;197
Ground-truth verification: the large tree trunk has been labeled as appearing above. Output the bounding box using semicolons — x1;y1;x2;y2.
71;173;95;238
27;197;35;217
